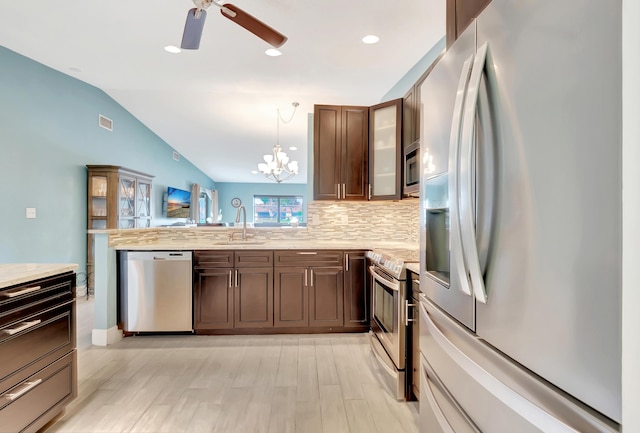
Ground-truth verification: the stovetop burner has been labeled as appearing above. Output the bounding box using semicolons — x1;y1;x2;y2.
366;248;418;280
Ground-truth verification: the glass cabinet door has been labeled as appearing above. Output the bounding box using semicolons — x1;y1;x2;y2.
89;175;108;229
136;180;152;228
118;176;136;228
370;99;402;200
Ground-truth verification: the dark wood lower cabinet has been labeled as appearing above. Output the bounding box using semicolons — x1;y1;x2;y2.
196;249;369;334
309;266;344;327
194;250;274;333
194;266;234;330
234;267;273;328
343;251;369;328
274;267;308;328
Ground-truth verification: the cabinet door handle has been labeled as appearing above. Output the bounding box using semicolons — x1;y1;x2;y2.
304;269;308;287
337;183;341;200
368;184;372;200
345;254;349;271
5;379;42;401
342;183;346;199
310;269;314;287
405;300;416;326
2;320;41;336
235;269;238;288
228;270;232;288
3;286;41;298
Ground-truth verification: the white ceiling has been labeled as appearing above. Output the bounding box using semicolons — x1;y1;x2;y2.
0;0;445;184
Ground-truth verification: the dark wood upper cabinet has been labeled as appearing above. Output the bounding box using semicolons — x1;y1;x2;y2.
314;105;369;201
447;0;492;47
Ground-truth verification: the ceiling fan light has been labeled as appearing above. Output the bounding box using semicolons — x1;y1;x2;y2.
362;34;380;44
265;49;282;57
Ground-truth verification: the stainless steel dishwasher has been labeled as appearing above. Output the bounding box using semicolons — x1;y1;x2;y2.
120;251;193;332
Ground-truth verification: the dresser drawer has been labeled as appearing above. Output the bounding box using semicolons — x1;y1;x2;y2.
194;251;234;268
0;301;75;390
0;272;74;328
0;351;77;433
274;250;343;267
235;250;273;267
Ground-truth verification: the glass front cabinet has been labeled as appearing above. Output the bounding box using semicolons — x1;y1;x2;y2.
369;98;403;200
86;165;154;291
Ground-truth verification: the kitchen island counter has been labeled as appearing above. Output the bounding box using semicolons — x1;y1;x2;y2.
0;263;78;289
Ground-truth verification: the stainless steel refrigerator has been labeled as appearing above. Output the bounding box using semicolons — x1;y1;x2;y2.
418;0;621;431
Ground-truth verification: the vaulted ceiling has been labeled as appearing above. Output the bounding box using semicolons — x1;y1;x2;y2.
0;0;445;183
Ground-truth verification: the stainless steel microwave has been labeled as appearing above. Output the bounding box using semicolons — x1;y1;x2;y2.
403;140;420;197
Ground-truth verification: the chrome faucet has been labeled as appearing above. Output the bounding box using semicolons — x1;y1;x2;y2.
235;205;247;241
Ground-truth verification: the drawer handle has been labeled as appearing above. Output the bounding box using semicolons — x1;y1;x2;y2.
5;379;42;401
3;285;42;298
296;252;318;255
2;319;42;336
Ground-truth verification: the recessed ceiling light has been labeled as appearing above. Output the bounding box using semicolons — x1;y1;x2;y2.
164;45;181;54
251;170;258;174
289;146;298;151
265;48;282;57
362;35;380;44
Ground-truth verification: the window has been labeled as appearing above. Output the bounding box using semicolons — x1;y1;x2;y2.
254;195;304;225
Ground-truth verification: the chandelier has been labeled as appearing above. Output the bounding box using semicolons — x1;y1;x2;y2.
258;102;299;183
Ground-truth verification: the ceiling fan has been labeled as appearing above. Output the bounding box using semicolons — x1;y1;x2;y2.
181;0;288;50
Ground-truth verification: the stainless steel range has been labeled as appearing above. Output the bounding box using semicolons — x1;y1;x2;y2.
366;249;418;401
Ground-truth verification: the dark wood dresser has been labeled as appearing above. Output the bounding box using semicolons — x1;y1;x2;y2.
0;267;77;433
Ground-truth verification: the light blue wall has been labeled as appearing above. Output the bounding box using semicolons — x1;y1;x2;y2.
381;37;446;101
216;182;307;224
0;46;215;274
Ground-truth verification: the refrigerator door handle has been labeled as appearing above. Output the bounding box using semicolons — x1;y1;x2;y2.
448;55;475;298
420;300;580;433
459;42;489;304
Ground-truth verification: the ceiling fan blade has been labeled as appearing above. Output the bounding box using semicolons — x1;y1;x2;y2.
181;8;207;50
220;4;287;48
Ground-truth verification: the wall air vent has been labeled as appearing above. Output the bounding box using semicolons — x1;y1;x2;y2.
98;114;113;131
173;151;180;161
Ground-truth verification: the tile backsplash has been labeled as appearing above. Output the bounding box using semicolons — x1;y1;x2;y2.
107;199;420;246
305;199;419;242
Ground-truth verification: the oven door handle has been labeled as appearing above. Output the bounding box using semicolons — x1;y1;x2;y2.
369;266;400;292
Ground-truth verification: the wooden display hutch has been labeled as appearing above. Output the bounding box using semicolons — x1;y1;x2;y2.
86;165;154;292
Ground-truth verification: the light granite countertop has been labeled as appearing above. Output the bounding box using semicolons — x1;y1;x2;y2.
112;240;418;252
0;263;78;289
406;262;420;275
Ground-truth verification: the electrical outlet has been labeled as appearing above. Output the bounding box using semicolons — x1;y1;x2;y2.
26;208;36;219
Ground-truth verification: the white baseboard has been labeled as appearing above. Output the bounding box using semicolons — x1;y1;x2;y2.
92;326;123;346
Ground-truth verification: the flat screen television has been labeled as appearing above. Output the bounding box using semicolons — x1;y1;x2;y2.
167;187;191;218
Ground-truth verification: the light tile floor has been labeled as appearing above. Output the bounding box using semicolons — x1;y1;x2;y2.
46;297;419;433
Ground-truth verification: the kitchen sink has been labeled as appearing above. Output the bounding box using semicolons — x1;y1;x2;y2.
220;240;266;245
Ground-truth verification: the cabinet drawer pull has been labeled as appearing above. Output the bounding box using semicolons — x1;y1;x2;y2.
2;319;42;336
5;379;42;401
296;252;318;255
3;285;41;298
